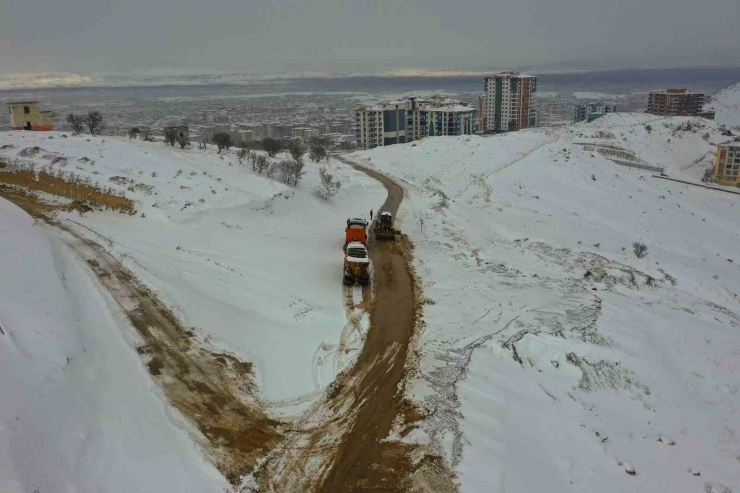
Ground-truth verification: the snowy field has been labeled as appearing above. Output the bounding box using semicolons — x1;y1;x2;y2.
0;133;385;404
350;113;740;492
707;82;740;127
0;131;389;490
0;198;226;493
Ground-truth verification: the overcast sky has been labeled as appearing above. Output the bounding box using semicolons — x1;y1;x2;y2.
1;0;738;75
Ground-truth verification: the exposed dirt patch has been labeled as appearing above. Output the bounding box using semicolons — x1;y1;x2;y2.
0;189;282;486
0;170;135;213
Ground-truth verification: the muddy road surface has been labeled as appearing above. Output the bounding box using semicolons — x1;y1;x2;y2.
260;157;456;492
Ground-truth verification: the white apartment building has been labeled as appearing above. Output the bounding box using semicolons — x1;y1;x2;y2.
355;100;412;150
483;71;538;133
406;97;477;142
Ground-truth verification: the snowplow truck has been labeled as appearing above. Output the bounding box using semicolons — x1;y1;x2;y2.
345;217;368;249
344;242;370;285
374;212;398;240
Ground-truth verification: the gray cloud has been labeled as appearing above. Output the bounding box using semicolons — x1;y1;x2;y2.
1;0;738;75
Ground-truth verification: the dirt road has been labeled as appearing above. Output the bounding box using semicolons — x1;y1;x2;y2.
315;157;456;492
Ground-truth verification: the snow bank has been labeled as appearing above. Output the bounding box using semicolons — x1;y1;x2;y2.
0;198;225;493
350;113;740;492
706;82;740;127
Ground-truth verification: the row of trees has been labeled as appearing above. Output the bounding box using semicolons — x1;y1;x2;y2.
67;111;104;135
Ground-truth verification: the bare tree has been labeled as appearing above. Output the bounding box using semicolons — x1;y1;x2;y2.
164;128;178;146
288;141;306;162
177;133;190;149
266;161;279;178
197;134;208;150
66;114;85;134
84;111;104;135
290;159;306;186
317;166;341;199
212;132;233;153
278;160;292;183
633;242;648;259
309;145;327;163
128;127;141;139
237;148;247;164
261;137;282;158
256;155;269;174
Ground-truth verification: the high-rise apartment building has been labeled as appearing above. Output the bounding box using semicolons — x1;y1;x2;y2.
355;100;412;150
483;72;537;133
646;89;705;116
574;103;617;123
405;97;477;142
713;144;740;186
356;97;477;150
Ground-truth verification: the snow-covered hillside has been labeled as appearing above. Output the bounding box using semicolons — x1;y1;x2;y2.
0;131;388;491
707;83;740;128
0;198;226;493
0;132;384;404
350;113;740;492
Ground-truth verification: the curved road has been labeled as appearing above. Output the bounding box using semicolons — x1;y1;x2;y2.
319;156;416;491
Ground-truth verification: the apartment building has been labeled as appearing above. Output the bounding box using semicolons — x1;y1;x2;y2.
574;103;617;123
713;144;740;186
646;88;705;116
483;72;537;133
355;100;411;150
406;97;477;142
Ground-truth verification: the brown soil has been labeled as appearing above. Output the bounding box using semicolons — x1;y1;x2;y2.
0;187;281;486
0;170;135;213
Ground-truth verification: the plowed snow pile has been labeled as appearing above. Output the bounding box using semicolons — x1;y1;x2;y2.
350;113;740;493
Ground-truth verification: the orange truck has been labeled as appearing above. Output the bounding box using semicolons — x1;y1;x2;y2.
345;217;368;249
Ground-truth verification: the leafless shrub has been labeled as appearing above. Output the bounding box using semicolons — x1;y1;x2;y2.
237;148;247;164
128;127;141;139
632;242;648;259
317;166;341;199
177;133;190;149
164;128;178;146
255;155;269;174
266;161;278;178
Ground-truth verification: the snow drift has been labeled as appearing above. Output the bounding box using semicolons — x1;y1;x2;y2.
350;112;740;492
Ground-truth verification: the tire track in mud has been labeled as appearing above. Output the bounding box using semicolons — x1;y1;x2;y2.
0;187;281;487
256;157;457;492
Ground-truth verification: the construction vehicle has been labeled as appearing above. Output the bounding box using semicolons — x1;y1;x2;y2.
343;241;370;285
374;211;398;240
345;217;368;249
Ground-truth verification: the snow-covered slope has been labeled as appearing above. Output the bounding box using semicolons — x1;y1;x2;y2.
0;132;385;404
707;83;740;127
350;113;740;492
0;198;226;493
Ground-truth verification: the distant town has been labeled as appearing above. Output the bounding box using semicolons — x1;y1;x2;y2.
6;71;736;187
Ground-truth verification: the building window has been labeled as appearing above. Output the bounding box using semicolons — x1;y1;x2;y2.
24;106;30;114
